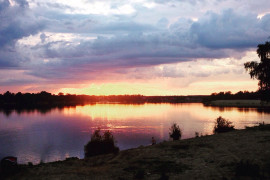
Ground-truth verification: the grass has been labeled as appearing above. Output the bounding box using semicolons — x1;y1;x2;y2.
134;169;145;179
159;172;169;180
246;122;270;131
235;160;260;177
124;158;190;175
171;144;190;150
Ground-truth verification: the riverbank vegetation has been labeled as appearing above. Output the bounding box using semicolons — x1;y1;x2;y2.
84;129;119;157
0;90;265;113
0;91;206;107
169;123;182;140
213;116;235;133
4;123;270;179
245;41;270;102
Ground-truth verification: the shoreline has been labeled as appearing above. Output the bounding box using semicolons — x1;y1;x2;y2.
204;99;270;108
4;124;270;179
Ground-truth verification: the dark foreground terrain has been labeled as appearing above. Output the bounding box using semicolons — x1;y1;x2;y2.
3;125;270;180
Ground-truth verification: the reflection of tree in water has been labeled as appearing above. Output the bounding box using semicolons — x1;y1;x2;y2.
205;106;270;114
257;108;270;114
0;107;51;117
1;109;13;117
0;105;77;117
207;106;233;112
237;108;253;113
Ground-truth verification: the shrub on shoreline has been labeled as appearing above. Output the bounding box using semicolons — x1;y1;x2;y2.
213;116;235;133
84;128;119;157
169;123;182;140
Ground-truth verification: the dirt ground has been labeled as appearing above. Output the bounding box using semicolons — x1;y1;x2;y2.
4;125;270;180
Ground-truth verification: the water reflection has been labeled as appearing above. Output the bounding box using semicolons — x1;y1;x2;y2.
0;103;270;164
204;106;270;114
0;106;74;117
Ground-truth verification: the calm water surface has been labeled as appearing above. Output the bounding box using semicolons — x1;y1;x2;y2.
0;103;269;164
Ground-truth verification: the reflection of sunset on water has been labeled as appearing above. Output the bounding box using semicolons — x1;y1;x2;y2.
60;103;270;144
63;103;171;120
1;103;270;164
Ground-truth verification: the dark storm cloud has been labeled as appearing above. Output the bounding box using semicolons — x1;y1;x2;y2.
35;9;269;63
260;14;270;32
0;0;44;68
190;9;269;49
0;78;36;86
17;8;269;82
0;0;44;47
1;0;270;85
33;11;154;35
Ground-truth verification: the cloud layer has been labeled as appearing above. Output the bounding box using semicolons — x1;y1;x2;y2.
0;0;269;93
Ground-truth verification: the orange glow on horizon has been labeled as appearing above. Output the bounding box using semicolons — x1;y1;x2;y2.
58;79;258;96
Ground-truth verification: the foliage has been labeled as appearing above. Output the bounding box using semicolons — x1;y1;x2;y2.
207;91;259;101
195;132;199;138
84;128;119;157
244;41;270;101
0;91;208;111
169;123;182;140
213;116;235;133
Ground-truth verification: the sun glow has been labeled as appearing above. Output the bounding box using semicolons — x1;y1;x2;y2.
58;77;258;96
64;104;171;120
59;83;179;96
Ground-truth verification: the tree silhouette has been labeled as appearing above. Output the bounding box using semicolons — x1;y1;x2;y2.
244;41;270;101
84;128;119;157
213;116;234;133
169;123;182;140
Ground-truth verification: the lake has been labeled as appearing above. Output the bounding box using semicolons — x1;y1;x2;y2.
0;103;269;164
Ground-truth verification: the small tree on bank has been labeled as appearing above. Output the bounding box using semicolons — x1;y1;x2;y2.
213;116;235;133
244;41;270;101
84;128;119;157
169;123;182;140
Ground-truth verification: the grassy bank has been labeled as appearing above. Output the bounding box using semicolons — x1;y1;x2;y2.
4;124;270;180
205;100;270;107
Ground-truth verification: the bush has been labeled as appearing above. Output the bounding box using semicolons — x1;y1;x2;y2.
195;132;199;138
169;123;182;140
84;128;119;157
213;116;235;133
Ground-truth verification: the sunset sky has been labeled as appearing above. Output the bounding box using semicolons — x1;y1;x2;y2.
1;0;270;95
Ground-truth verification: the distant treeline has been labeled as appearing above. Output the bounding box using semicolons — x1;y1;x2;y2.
0;91;207;108
0;90;261;108
204;91;260;102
